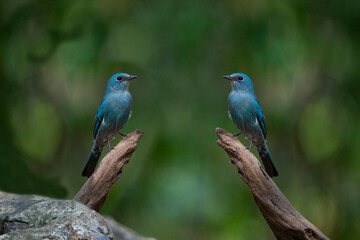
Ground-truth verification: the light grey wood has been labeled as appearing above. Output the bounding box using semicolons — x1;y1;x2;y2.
74;130;144;212
216;128;330;240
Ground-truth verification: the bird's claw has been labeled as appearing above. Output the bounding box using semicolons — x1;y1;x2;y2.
232;132;241;138
119;132;128;138
246;142;252;151
108;141;113;151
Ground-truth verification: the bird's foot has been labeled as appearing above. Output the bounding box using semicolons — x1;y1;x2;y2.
119;132;128;138
246;142;252;151
232;132;241;138
108;141;113;151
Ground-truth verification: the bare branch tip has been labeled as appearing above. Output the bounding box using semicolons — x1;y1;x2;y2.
119;129;144;144
215;127;227;137
127;129;144;137
134;129;144;136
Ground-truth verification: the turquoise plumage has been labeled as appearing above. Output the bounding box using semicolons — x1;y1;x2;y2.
224;73;278;177
82;73;137;177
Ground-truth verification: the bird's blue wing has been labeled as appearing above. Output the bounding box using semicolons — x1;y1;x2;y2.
93;99;106;139
255;99;267;139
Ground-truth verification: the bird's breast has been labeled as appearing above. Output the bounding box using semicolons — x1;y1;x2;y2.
228;92;254;111
228;92;257;125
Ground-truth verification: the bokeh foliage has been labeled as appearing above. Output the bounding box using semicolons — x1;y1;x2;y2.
1;0;359;239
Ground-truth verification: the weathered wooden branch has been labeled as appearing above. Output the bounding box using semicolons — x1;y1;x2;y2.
216;128;330;240
73;129;144;212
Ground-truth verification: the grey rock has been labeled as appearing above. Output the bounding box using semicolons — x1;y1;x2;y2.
0;192;152;240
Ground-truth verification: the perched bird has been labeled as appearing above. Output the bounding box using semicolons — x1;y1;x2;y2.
82;73;137;177
224;73;278;177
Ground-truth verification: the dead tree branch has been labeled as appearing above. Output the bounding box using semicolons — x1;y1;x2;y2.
73;129;144;212
216;128;330;240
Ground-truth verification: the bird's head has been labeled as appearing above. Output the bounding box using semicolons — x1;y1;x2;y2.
107;73;137;92
223;73;254;92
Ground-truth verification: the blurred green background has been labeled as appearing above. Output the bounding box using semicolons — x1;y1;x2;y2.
1;0;359;239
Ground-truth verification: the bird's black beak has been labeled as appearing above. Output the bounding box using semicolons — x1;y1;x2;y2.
223;75;232;80
128;75;137;81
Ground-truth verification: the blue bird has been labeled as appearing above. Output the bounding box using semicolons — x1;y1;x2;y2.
82;73;137;177
224;73;278;177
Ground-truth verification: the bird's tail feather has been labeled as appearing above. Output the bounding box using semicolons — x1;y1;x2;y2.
82;145;103;178
258;147;278;178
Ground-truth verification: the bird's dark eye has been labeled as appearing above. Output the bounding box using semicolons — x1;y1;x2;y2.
238;76;244;80
116;76;122;81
